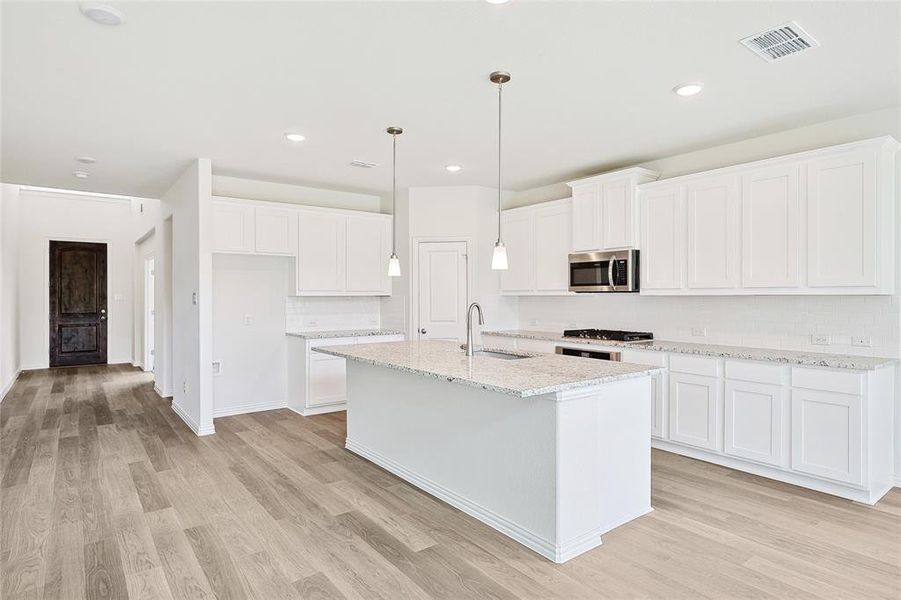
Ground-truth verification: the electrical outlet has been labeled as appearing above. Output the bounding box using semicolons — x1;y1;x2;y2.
182;380;187;393
852;336;871;348
691;327;707;337
212;361;222;375
243;314;253;326
811;334;831;346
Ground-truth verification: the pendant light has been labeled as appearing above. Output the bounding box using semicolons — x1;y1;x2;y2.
387;126;403;277
490;71;510;271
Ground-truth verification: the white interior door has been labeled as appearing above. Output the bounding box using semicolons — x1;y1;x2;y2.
144;256;155;372
417;241;468;341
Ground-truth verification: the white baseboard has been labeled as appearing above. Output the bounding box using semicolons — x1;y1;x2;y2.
346;437;590;563
894;475;901;488
153;384;172;399
1;369;22;403
170;401;215;436
213;400;285;418
288;402;346;417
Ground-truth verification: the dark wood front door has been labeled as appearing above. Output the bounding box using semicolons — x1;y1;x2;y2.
49;241;108;367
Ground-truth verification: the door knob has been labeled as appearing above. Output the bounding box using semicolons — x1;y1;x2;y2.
101;309;106;314
420;328;427;334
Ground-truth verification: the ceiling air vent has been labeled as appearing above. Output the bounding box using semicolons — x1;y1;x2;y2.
740;21;819;62
350;160;379;168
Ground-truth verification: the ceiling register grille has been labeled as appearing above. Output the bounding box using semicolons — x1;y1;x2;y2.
740;21;819;62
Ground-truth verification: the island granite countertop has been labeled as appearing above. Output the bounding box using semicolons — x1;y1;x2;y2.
313;339;661;397
286;329;404;340
483;330;896;371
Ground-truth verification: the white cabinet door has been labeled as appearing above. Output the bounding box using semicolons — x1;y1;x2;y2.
533;202;572;292
571;185;599;252
640;186;685;290
500;212;535;293
807;148;877;288
622;349;667;440
346;214;390;294
297;211;345;293
254;206;297;255
724;380;785;466
791;389;863;485
741;165;800;288
211;200;254;253
601;178;634;250
686;176;739;289
309;355;347;406
668;372;721;451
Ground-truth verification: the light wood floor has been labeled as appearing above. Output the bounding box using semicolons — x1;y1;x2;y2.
1;365;899;599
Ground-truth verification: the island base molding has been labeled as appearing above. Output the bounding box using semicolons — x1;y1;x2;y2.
343;362;654;563
651;440;891;505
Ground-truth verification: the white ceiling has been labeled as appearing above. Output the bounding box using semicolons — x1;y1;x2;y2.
2;1;898;198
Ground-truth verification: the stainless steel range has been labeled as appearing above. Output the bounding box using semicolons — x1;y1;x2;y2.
556;328;654;361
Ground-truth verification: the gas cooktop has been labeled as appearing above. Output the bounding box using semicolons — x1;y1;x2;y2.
562;328;654;343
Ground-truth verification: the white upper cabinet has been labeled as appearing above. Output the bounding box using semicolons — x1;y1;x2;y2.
741;165;800;288
640;184;684;291
211;199;255;253
297;210;346;294
638;136;898;296
568;168;659;252
345;214;390;294
500;198;572;295
806;148;877;289
685;175;740;289
254;205;297;255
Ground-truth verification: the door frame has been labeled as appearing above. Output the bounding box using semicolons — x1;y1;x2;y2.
144;255;156;373
42;235;112;369
410;236;474;342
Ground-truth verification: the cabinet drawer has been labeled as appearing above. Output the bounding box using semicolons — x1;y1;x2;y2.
725;360;786;385
669;354;721;377
621;349;667;368
791;367;863;396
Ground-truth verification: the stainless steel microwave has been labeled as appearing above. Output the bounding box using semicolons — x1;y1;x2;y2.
568;249;639;293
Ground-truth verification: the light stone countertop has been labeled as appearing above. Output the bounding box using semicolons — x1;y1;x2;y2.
312;339;661;398
286;329;404;340
483;330;896;371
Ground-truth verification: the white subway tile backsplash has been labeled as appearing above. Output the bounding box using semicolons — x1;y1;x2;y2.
517;294;900;359
286;296;380;332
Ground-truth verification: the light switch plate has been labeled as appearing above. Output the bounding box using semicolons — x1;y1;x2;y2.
851;336;871;348
811;334;831;346
691;327;707;337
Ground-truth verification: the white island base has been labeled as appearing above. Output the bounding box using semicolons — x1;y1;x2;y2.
343;361;653;563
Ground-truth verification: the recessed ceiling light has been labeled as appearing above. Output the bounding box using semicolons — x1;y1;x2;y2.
284;132;306;143
673;82;704;97
350;160;379;169
73;170;90;179
75;156;97;164
445;164;463;173
79;3;126;26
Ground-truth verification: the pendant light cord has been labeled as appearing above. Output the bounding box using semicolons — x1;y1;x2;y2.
392;131;397;255
497;81;503;244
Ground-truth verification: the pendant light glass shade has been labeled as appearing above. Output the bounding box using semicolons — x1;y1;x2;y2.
491;242;508;271
387;253;401;277
490;71;511;271
387;126;403;277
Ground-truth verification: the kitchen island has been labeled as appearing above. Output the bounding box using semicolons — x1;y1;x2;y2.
314;339;661;563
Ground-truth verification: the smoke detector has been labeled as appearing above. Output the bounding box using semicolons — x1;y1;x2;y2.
80;3;126;26
350;160;379;169
740;21;819;62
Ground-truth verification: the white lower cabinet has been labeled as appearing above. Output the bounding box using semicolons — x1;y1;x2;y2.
724;379;786;467
622;349;667;440
790;388;863;486
288;334;404;416
668;372;721;451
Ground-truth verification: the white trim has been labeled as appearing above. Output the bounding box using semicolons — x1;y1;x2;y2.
153;384;172;399
893;474;901;488
171;400;215;436
346;437;596;563
213;400;285;418
652;439;890;505
288;403;346;417
1;369;21;403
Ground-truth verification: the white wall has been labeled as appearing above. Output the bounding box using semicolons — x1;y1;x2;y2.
212;253;292;417
133;231;155;370
0;184;21;399
161;159;215;435
16;189;135;369
286;296;381;332
406;185;518;339
212;175;382;212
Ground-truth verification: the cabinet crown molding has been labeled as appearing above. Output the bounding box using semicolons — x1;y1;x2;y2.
566;166;659;188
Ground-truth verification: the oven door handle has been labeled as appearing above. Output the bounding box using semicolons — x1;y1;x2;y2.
608;255;617;291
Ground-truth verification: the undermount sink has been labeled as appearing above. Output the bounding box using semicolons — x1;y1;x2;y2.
468;349;528;360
